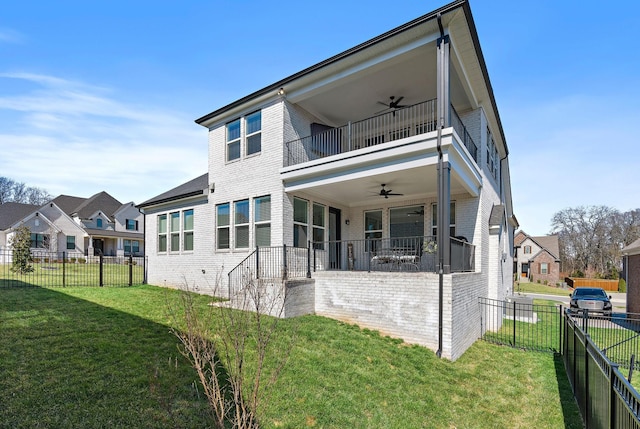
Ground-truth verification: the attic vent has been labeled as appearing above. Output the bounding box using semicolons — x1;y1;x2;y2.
210;182;215;192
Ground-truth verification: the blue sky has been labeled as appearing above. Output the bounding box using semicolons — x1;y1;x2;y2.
1;0;638;236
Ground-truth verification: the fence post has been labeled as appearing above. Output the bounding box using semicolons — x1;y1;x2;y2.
313;246;316;273
99;252;104;287
306;241;311;279
611;362;619;429
347;121;352;151
255;246;260;280
513;300;517;347
128;254;133;286
62;251;66;288
559;305;563;352
282;244;288;281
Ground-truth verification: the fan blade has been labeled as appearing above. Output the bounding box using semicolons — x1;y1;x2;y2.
387;193;403;196
377;101;389;107
394;96;404;105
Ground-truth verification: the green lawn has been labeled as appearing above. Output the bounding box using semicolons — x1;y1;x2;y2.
0;285;582;428
515;281;573;296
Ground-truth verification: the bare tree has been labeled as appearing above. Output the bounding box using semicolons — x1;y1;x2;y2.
25;186;52;205
167;273;296;429
0;177;53;205
551;205;640;277
0;177;15;204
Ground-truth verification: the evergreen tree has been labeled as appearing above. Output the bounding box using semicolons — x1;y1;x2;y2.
9;225;34;274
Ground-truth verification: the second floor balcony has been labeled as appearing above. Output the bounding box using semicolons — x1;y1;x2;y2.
284;99;477;168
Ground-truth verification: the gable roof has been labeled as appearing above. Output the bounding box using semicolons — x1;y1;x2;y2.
515;230;560;259
138;173;209;209
51;192;123;220
0;202;39;230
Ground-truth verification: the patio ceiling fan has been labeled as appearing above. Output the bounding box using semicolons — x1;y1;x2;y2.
376;96;408;116
379;184;403;199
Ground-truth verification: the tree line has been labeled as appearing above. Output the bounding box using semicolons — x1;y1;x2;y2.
551;205;640;278
0;177;52;206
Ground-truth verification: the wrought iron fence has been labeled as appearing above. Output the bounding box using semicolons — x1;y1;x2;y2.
564;310;640;428
227;245;310;297
312;235;474;273
0;250;146;287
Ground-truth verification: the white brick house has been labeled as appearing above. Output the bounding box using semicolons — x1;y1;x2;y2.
139;0;517;360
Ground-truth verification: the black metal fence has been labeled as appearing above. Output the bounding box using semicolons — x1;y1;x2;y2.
479;297;640;428
227;245;310;297
0;250;146;287
564;311;640;428
312;235;475;273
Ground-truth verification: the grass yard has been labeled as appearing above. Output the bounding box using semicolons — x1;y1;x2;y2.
0;285;582;428
515;281;573;296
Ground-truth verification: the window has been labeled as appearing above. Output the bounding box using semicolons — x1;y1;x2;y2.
234;199;250;248
293;198;308;248
364;210;383;252
312;203;325;249
523;245;531;254
254;196;271;247
170;212;180;252
30;233;49;249
96;218;103;228
158;214;167;252
227;119;241;161
183;209;194;251
126;219;138;231
390;205;424;249
486;127;498;180
217;203;230;249
431;202;456;237
66;236;75;250
246;111;262;155
540;262;549;275
124;240;139;255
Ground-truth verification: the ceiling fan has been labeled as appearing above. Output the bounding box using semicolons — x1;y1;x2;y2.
379;184;403;199
377;96;408;116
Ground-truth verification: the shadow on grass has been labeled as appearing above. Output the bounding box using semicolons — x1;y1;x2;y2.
0;286;213;428
554;352;584;429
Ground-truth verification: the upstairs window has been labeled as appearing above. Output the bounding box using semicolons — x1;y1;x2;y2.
524;245;531;254
226;119;241;161
126;219;138;230
96;218;103;228
246;111;262;156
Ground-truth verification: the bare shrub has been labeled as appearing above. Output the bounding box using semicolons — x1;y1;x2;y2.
167;272;296;429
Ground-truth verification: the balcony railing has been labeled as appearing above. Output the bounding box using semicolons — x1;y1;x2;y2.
284;99;478;167
311;235;475;273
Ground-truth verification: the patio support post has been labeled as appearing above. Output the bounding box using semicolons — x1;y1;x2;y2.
435;18;451;359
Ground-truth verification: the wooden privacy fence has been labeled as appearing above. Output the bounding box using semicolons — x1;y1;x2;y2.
566;277;620;292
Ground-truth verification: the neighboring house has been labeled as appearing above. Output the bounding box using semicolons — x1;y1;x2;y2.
622;238;640;313
139;0;517;360
0;192;144;258
514;230;561;285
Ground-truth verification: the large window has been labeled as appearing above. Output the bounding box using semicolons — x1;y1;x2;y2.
254;196;271;247
235;200;250;248
226;119;241;162
170;212;180;252
246;111;262;156
126;219;138;231
124;240;140;255
183;209;194;251
30;233;49;249
158;214;167;252
312;203;325;245
217;203;230;250
293;198;308;248
66;235;75;250
364;210;383;252
390;206;424;250
431;202;456;237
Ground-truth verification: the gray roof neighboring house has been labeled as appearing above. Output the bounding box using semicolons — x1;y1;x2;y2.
71;191;123;220
0;202;39;230
622;238;640;256
138;173;208;209
515;230;560;260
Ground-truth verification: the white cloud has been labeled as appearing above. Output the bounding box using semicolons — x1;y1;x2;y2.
0;73;207;204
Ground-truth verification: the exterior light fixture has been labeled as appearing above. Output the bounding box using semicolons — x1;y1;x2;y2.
278;87;285;96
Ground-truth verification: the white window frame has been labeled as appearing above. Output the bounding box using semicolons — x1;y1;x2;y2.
312;203;325;246
226;119;241;162
431;202;456;238
158;214;167;252
293;197;308;248
234;199;250;249
254;195;271;247
245;111;262;156
183;209;194;251
217;203;230;250
169;211;180;252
